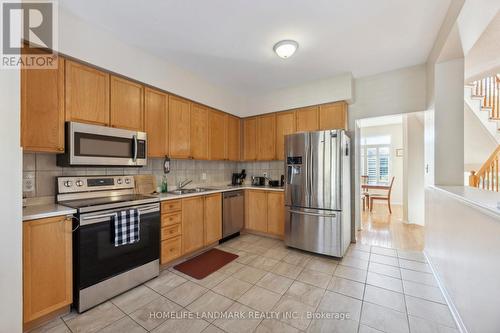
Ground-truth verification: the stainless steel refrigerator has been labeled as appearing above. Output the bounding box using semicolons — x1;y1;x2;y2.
284;130;351;257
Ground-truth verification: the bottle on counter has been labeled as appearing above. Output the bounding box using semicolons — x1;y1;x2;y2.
161;175;168;193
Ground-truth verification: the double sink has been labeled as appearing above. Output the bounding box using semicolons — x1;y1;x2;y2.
168;187;215;195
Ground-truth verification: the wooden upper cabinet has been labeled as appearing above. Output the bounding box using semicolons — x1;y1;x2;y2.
23;216;72;324
190;103;209;160
208;109;227;160
256;113;276;160
276;111;296;160
204;193;222;245
245;190;268;233
65;60;110;125
21;57;65;153
110;76;144;131
296;106;319;132
319;101;348;130
169;96;191;158
144;88;168;157
267;192;285;237
182;196;204;254
227;115;241;161
243;117;257;161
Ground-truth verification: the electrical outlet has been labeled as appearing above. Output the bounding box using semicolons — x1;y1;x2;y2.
23;172;35;194
201;173;207;180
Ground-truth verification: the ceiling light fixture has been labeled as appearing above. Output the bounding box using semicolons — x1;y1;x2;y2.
273;40;298;59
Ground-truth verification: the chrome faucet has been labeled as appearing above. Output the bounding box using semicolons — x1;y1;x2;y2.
177;178;192;189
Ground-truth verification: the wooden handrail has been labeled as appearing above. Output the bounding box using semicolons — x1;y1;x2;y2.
469;145;500;191
472;75;500;118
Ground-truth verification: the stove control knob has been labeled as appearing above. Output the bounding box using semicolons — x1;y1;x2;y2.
116;178;123;185
63;180;73;187
75;180;84;187
125;178;131;184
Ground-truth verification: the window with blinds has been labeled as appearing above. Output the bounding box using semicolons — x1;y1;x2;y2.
361;143;391;183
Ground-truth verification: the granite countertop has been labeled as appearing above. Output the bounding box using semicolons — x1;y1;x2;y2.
434;186;500;217
157;185;284;201
22;185;284;220
23;204;77;222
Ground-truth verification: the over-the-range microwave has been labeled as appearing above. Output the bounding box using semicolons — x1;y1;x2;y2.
57;122;147;167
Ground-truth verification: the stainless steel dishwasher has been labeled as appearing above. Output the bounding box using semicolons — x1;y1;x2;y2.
223;190;244;238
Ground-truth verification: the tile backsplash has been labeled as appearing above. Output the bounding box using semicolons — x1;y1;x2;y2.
23;153;285;204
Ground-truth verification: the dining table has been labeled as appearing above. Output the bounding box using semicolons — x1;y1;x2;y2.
361;182;391;191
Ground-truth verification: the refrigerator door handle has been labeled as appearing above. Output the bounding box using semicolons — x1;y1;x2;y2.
289;209;336;218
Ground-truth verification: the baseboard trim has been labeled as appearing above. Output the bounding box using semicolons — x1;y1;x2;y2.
423;250;468;333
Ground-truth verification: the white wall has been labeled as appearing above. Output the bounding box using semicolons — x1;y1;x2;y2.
243;73;353;116
0;70;23;331
405;113;425;225
360;124;404;205
434;58;465;185
464;104;497;171
58;7;246;115
426;186;500;332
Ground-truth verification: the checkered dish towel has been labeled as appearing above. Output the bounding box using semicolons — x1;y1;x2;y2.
113;208;140;246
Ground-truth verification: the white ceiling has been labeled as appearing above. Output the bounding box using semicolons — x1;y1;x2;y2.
59;0;451;97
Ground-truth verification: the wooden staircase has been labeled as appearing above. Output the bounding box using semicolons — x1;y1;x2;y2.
469;74;500;191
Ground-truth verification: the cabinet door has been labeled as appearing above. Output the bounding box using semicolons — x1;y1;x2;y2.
245;190;268;232
110;76;144;131
23;216;72;324
144;88;168;157
276;111;296;160
319;101;348;130
267;192;285;237
243;118;257;161
204;193;222;245
227;115;241;161
169;96;191;158
182;196;204;254
65;60;110;125
208;110;227;160
296;106;319;132
190;103;209;160
21;57;65;153
256;113;276;160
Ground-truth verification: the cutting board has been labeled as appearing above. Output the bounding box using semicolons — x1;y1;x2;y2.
134;175;157;194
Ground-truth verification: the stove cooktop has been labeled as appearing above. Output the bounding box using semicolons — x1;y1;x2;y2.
60;194;158;210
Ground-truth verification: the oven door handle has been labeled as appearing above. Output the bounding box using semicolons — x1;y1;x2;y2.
132;135;138;162
80;204;160;226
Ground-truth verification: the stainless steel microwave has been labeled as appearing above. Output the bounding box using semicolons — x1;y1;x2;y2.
57;122;147;167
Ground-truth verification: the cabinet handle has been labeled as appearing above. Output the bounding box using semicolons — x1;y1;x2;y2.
57;147;64;151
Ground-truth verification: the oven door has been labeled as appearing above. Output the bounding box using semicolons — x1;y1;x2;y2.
75;203;160;290
61;122;147;166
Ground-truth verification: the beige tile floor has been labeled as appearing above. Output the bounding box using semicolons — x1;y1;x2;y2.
31;234;458;333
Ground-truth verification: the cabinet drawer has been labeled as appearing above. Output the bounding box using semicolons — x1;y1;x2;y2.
161;213;181;227
161;236;182;264
161;224;181;240
161;200;181;213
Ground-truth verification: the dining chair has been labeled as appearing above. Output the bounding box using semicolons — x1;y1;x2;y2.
370;176;395;213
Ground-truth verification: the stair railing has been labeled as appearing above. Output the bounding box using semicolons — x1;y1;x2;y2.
472;74;500;119
469;145;500;191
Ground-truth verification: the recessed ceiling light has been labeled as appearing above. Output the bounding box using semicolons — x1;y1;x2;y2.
273;40;298;59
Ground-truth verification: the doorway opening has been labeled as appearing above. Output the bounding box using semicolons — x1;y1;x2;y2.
355;112;426;251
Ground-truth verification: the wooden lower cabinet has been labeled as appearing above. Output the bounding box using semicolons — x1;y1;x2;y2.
245;190;285;237
267;192;285;237
182;196;205;254
245;190;268;233
161;194;223;264
23;216;72;325
204;193;222;245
